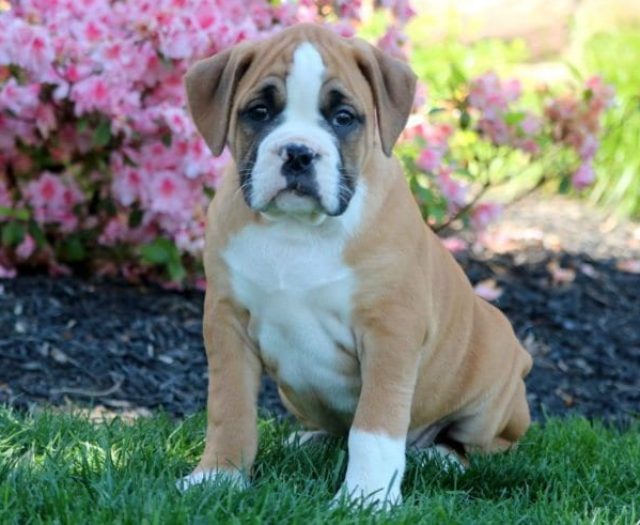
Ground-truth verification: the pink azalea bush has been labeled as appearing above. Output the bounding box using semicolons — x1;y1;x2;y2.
0;0;404;283
0;0;614;284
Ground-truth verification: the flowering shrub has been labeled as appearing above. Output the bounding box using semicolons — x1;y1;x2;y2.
397;69;614;235
0;0;384;282
0;1;614;284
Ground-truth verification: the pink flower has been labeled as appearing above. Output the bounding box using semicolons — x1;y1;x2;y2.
24;171;83;227
160;106;192;137
339;0;363;19
579;134;598;161
99;217;127;246
0;78;40;117
417;147;444;172
436;167;467;211
26;172;66;212
0;263;17;279
148;171;192;217
16;234;36;260
414;122;452;172
585;75;615;112
174;222;205;255
441;236;468;253
412;81;428;112
0;179;11;210
112;166;145;206
571;163;595;190
478;116;509;145
391;0;417;23
470;202;503;231
35;103;57;139
330;21;356;38
377;25;410;61
520;113;541;136
3;19;55;74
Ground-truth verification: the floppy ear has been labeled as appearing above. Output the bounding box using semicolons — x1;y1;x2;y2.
184;44;254;156
352;40;417;157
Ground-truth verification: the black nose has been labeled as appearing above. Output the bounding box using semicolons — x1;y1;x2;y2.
282;144;317;176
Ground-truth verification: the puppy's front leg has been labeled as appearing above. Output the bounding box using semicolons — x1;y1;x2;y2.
337;332;420;507
179;291;261;490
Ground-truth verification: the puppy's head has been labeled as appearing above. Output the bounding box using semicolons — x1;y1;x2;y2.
185;24;416;220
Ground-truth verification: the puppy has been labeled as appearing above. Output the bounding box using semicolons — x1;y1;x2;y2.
179;23;532;505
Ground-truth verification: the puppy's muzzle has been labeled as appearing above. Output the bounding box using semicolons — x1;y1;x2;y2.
280;143;320;198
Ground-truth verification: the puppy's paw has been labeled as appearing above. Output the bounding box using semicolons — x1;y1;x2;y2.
176;468;248;492
420;444;468;473
285;430;331;448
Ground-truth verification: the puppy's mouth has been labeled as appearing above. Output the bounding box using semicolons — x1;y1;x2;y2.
260;188;326;224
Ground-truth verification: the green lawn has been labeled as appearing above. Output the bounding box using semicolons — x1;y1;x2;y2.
0;408;638;524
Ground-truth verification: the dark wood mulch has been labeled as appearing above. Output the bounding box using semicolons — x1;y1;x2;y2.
1;246;638;425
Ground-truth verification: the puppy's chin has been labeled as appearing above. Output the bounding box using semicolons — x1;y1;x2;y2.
259;191;328;225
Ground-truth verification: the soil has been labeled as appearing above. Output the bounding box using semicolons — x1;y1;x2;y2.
1;195;639;425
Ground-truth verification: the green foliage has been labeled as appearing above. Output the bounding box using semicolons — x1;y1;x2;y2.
1;222;25;248
140;237;187;282
0;408;638;524
410;36;529;99
92;120;112;149
584;29;640;217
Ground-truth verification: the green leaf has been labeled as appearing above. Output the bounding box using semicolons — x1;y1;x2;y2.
167;260;186;282
0;206;30;220
449;63;467;89
140;237;175;265
459;110;471;130
2;222;25;247
558;176;571;194
562;60;584;82
28;222;47;248
583;88;594;102
504;111;525;126
61;236;86;261
140;237;186;282
92;121;111;148
161;133;172;147
77;119;89;133
140;244;170;265
128;208;143;228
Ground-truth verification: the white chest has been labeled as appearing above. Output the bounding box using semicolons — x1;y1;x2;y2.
222;218;361;415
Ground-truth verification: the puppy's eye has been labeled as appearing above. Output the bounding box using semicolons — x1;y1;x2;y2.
332;109;355;128
247;105;271;122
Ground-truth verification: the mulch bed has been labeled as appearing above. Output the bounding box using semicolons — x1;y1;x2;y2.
1;196;639;426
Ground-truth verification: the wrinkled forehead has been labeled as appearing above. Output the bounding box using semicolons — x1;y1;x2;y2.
234;34;373;111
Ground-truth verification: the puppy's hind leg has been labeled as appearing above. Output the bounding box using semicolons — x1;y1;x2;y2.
285;430;332;448
408;425;468;472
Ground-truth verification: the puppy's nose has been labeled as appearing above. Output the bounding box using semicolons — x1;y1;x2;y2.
281;143;317;176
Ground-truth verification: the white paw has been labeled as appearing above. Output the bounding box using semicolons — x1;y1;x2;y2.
420;444;467;473
285;430;331;447
176;468;248;492
332;429;406;510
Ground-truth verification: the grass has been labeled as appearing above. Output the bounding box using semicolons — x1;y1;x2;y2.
0;408;639;524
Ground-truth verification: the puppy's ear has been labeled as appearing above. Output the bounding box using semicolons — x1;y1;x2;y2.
185;44;254;156
352;40;417;157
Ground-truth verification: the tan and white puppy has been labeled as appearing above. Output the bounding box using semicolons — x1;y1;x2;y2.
179;24;532;505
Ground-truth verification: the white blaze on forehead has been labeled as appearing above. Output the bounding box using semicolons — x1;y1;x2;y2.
285;42;325;125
